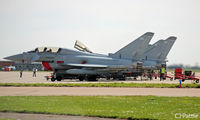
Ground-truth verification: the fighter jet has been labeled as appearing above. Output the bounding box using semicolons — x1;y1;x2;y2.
4;32;176;81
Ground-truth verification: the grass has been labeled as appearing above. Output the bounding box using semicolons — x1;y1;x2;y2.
0;96;199;120
0;116;15;120
0;82;199;88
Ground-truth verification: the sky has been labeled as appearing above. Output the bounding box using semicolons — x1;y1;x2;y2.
0;0;200;66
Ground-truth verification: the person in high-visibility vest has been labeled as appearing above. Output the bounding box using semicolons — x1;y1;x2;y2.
160;67;165;81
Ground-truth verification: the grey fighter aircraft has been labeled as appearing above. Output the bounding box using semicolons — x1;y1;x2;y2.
4;32;176;81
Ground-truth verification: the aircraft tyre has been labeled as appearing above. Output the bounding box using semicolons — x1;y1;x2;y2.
119;78;125;81
56;76;62;81
87;76;97;81
106;77;111;80
79;76;85;81
118;75;126;81
51;77;56;82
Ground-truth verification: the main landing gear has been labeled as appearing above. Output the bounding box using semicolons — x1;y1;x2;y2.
50;76;62;82
48;72;98;82
49;72;63;82
78;75;97;81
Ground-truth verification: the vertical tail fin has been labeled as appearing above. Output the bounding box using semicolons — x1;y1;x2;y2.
109;32;154;59
140;36;176;61
159;36;176;61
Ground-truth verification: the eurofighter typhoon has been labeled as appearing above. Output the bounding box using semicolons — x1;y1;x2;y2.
4;32;176;81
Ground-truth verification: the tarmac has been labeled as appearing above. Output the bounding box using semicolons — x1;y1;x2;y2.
0;112;124;120
0;71;199;84
0;87;199;97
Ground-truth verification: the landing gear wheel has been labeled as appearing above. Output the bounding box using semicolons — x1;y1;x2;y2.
51;77;56;82
56;76;62;81
119;78;125;81
87;76;97;81
79;76;85;81
106;77;111;80
118;76;126;81
196;80;199;83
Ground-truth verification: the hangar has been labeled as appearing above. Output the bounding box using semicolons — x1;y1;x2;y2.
0;60;44;71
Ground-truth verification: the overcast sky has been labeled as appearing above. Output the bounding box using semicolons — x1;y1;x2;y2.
0;0;200;66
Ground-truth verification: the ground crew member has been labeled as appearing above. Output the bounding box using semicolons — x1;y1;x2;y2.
33;68;37;77
20;69;23;78
148;70;153;80
160;67;165;81
150;70;153;80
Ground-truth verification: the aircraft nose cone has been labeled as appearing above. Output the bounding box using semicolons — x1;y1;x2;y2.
4;54;23;61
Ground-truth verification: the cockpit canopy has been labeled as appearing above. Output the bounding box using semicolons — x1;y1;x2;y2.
28;47;61;53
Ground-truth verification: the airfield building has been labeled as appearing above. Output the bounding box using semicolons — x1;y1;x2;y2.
0;61;44;71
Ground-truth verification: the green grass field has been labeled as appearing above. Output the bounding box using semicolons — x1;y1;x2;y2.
0;116;14;120
0;82;199;88
0;118;15;120
0;96;199;120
